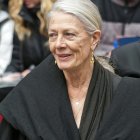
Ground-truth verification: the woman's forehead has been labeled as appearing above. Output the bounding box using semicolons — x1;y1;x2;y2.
48;12;85;30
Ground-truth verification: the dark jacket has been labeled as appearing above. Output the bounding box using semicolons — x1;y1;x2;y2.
110;40;140;77
92;0;140;56
1;55;140;140
6;5;50;72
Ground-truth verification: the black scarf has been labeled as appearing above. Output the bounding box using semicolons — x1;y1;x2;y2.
0;54;114;140
79;57;113;140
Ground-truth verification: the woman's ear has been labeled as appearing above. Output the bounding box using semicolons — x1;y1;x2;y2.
91;30;101;50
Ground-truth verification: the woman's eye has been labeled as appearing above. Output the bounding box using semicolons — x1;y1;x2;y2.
48;33;57;41
65;33;75;39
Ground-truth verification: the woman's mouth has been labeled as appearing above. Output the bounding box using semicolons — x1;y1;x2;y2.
57;54;72;61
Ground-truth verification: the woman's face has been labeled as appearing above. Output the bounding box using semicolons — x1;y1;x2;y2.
48;12;100;71
23;0;41;8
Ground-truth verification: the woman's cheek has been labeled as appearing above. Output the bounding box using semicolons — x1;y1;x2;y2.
49;44;55;52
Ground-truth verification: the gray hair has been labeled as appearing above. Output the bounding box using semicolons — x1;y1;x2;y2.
47;0;102;35
47;0;114;73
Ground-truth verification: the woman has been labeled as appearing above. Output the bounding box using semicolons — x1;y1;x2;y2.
5;0;55;78
0;0;140;139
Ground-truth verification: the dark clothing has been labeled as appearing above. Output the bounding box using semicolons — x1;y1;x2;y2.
6;5;50;72
0;54;140;139
0;87;13;102
94;77;140;140
0;0;8;11
91;0;140;56
0;54;116;140
110;40;140;77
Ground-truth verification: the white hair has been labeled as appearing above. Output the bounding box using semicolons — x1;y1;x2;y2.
47;0;114;73
47;0;102;35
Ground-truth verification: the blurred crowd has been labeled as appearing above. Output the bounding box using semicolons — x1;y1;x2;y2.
0;0;54;83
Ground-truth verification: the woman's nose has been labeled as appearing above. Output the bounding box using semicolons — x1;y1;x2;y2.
55;36;66;48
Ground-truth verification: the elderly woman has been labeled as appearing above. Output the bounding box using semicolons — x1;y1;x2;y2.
0;0;140;139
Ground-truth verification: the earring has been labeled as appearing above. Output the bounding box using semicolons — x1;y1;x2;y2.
90;51;94;64
55;60;57;64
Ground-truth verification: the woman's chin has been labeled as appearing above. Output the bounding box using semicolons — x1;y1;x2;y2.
57;63;72;71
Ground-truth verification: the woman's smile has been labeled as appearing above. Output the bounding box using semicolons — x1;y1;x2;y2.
57;54;72;61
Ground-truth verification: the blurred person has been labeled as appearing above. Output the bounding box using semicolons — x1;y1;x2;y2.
4;0;55;80
0;0;140;140
110;40;140;77
91;0;140;57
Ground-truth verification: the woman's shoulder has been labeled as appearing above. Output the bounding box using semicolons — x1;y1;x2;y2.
95;76;140;140
113;76;140;98
111;73;140;96
120;76;140;88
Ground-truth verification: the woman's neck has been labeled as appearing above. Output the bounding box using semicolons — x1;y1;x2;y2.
64;62;94;99
65;63;94;128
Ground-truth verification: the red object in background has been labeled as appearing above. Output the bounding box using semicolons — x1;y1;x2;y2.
0;115;3;123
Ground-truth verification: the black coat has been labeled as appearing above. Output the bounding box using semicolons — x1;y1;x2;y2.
110;40;140;77
1;55;140;140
